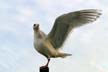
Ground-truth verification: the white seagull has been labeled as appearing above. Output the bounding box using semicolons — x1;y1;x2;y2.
33;9;101;67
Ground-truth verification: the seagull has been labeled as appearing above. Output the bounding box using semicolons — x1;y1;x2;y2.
33;9;101;68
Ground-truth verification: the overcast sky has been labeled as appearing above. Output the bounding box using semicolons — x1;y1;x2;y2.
0;0;108;72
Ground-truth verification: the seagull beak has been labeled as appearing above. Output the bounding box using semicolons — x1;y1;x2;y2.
33;24;39;31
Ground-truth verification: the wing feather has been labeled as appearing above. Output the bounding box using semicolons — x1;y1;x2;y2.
46;9;101;49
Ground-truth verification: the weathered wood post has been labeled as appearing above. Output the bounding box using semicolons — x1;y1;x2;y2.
40;67;49;72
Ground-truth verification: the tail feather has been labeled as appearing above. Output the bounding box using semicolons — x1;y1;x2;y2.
58;53;72;58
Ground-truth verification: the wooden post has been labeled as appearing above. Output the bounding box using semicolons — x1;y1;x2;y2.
40;66;49;72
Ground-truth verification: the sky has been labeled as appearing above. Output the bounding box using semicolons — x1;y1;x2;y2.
0;0;108;72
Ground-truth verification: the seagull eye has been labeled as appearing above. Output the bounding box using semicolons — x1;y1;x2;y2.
34;24;36;27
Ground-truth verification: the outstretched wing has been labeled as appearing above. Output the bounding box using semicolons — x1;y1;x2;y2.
46;9;101;49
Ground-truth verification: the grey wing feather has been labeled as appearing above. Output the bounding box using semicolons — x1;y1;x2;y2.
46;9;101;49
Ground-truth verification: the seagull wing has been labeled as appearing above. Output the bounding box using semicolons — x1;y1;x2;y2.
46;9;101;49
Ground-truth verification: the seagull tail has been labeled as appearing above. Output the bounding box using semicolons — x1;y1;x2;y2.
58;53;72;58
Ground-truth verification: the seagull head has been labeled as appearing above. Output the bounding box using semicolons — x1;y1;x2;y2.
33;24;40;32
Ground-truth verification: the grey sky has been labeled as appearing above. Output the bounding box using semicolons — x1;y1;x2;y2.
0;0;108;72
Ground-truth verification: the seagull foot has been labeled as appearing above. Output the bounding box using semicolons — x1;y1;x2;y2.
40;65;48;69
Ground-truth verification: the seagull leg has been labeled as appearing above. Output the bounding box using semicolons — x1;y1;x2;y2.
41;58;50;68
45;58;50;67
